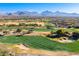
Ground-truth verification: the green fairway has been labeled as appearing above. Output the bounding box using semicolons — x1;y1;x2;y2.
0;36;79;52
33;28;51;32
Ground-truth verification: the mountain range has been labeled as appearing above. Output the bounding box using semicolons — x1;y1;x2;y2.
1;10;79;17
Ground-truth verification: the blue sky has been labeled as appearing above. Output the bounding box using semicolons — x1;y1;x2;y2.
0;3;79;13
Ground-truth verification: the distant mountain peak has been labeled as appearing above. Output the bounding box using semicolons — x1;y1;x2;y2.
0;10;79;17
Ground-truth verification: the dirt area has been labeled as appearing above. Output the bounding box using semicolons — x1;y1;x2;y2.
0;21;45;26
24;31;51;36
0;44;78;56
2;31;51;36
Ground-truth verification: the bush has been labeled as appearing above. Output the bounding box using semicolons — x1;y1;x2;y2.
70;32;79;40
27;24;38;27
49;29;71;38
19;23;26;26
16;28;21;33
26;27;34;34
56;29;65;34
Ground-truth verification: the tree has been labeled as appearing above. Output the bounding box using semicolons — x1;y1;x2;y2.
26;27;34;34
16;28;21;33
56;29;65;34
71;32;79;40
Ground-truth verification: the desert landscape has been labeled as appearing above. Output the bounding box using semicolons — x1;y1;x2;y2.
0;3;79;56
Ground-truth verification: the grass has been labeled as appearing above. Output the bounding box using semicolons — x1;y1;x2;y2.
33;28;51;32
51;28;79;33
0;36;79;53
0;26;19;30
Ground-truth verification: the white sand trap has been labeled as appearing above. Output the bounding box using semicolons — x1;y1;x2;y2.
58;40;73;43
